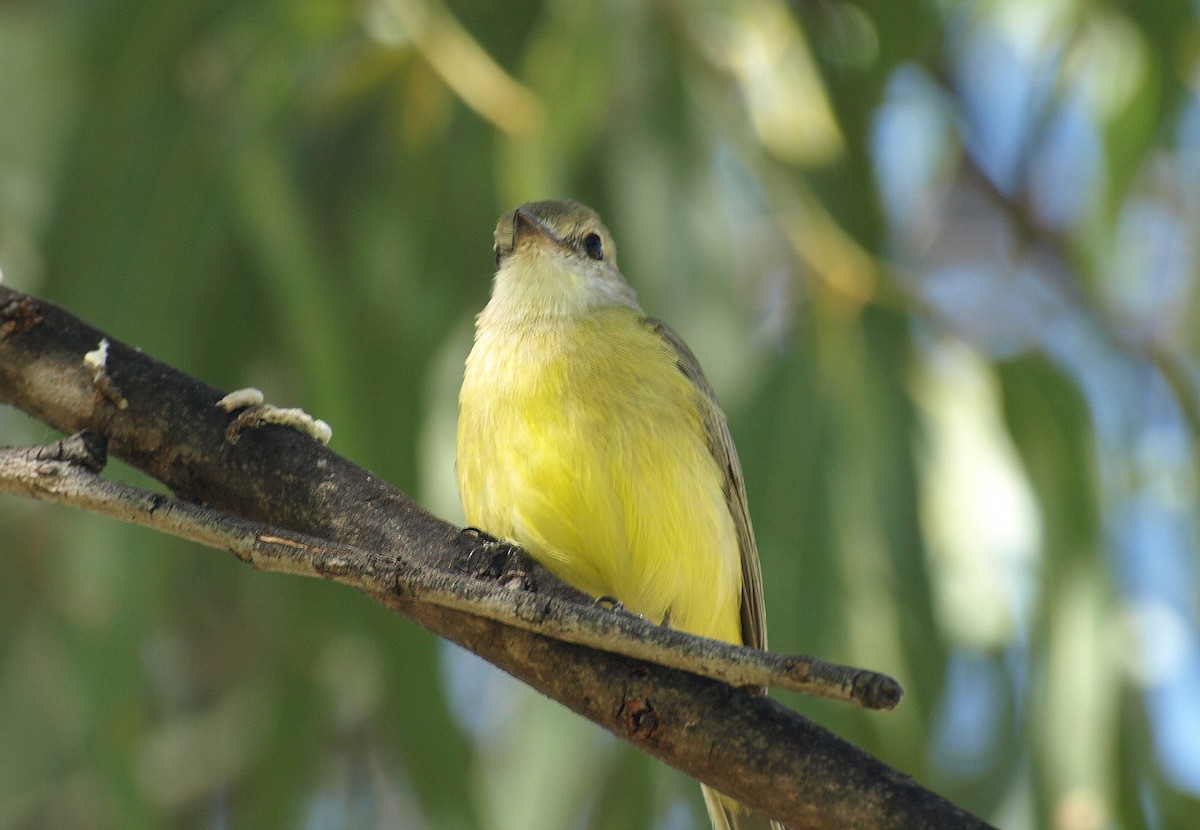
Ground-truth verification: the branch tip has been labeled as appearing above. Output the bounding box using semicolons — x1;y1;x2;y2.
856;673;904;711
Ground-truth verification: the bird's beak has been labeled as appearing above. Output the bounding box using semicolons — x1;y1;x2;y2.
512;208;565;252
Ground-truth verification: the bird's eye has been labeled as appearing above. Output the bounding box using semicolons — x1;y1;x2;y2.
583;233;604;261
494;247;501;267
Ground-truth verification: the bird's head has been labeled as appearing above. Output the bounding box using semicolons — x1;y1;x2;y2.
486;199;638;318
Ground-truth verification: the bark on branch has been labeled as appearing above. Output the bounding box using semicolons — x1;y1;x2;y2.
0;286;996;830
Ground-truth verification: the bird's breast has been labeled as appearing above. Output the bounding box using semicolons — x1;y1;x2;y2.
456;309;743;642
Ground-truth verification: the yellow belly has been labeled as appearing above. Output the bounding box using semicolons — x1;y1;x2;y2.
457;307;743;644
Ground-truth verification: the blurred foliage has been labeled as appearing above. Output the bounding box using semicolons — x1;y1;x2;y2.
2;0;1199;828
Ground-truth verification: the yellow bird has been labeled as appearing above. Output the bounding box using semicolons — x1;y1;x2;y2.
457;200;778;830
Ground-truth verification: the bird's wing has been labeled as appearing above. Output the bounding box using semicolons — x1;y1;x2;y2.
644;318;767;651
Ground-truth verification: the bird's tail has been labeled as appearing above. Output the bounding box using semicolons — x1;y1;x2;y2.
701;784;786;830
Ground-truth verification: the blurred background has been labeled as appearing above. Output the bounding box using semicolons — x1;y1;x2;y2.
1;0;1198;828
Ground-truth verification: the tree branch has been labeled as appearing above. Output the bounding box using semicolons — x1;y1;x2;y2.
0;286;996;830
0;433;899;707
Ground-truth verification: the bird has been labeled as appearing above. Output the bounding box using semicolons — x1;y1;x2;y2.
456;199;779;830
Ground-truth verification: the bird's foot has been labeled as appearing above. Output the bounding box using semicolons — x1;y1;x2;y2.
595;595;625;613
459;527;532;590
